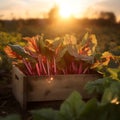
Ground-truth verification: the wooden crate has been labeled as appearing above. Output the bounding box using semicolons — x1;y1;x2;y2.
12;66;100;109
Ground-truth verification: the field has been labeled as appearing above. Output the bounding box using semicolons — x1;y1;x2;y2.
0;17;120;119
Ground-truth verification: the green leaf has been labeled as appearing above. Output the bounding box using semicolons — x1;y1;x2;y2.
59;91;85;120
85;77;111;94
110;46;120;56
102;81;120;104
78;33;97;56
36;35;55;59
89;34;97;55
56;47;68;70
80;32;89;47
31;108;59;120
80;98;98;119
46;37;62;50
56;47;67;62
107;68;120;80
67;45;77;58
77;54;94;63
63;34;77;45
107;104;120;120
0;114;20;120
8;44;31;59
108;59;119;68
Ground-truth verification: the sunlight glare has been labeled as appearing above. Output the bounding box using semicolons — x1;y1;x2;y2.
59;5;73;18
55;0;87;19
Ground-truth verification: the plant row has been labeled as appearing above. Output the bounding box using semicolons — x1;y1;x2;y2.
4;33;97;76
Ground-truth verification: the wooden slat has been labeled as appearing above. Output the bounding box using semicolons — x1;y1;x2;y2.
26;74;99;101
12;66;100;109
12;66;26;109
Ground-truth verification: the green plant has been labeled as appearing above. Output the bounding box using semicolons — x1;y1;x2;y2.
0;53;12;84
0;32;24;71
4;33;98;76
0;32;24;84
85;51;120;104
0;32;23;53
0;114;20;120
1;91;120;120
31;91;120;120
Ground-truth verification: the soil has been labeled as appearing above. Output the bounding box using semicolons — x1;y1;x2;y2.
0;84;63;120
0;84;23;118
0;72;31;119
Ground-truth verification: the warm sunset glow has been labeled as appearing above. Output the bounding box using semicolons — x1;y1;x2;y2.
0;0;119;20
55;0;86;19
59;5;73;18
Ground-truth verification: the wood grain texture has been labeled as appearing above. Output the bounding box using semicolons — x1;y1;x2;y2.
12;66;100;109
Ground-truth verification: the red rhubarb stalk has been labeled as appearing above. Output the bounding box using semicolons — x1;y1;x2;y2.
78;63;82;74
23;58;32;75
83;66;89;74
38;56;42;73
47;59;50;76
72;62;76;72
28;62;32;72
53;57;57;74
41;60;47;75
36;63;41;76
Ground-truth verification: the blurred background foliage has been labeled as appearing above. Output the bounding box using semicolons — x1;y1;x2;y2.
0;7;120;84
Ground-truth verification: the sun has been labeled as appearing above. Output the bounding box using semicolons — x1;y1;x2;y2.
59;5;73;18
55;0;75;19
55;0;90;18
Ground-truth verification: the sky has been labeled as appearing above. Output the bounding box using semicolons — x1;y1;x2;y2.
0;0;120;20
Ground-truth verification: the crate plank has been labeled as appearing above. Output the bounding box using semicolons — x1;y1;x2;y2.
12;66;26;109
12;66;100;109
